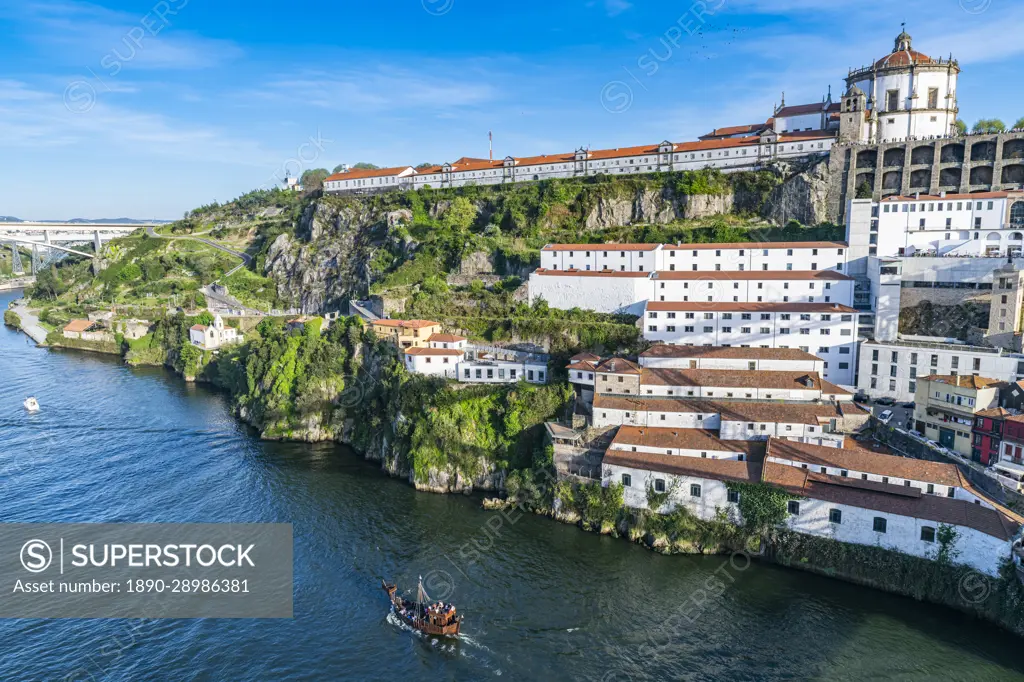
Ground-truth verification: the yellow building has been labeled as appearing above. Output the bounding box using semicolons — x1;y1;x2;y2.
913;375;1003;456
371;319;442;349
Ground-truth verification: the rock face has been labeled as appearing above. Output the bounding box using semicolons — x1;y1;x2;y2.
764;158;834;226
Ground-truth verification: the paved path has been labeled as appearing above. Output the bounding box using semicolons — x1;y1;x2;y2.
145;226;252;265
8;300;49;345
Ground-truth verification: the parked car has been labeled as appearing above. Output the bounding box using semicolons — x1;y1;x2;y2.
875;397;896;406
878;410;894;424
854;393;870;404
900;401;916;409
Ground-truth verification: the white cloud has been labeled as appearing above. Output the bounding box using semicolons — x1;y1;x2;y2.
3;1;242;71
605;0;633;17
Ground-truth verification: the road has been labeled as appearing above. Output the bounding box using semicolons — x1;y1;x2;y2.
8;299;49;344
145;226;252;265
869;401;916;431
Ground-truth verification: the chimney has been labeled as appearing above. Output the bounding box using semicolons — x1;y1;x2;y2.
940;191;947;198
914;192;921;200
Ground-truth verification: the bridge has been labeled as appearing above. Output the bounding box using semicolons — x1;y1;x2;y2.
0;222;149;274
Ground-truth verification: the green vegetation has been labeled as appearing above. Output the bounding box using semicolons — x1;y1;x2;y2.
727;481;795;534
221;268;285;312
856;181;872;199
955;119;968;136
4;310;20;328
973;118;1007;134
300;169;330;191
1015;117;1024;131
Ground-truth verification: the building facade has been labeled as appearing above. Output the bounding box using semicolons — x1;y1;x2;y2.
913;375;1003;455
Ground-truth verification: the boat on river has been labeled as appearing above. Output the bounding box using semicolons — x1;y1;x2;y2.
23;397;39;412
382;577;463;637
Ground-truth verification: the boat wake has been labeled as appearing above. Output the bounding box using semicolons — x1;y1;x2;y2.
385;611;502;674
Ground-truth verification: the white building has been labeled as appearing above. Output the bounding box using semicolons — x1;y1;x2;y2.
609;425;764;461
638;345;826;373
642;302;858;386
458;357;548;384
649;270;854;306
592;395;860;447
188;315;241;351
856;339;1024;402
539;242;849;274
403;346;462;378
601;436;1020;578
847;191;1024;275
841;30;960;144
324;134;835;196
528;269;653;316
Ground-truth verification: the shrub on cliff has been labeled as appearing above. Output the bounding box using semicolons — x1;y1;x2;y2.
4;310;21;328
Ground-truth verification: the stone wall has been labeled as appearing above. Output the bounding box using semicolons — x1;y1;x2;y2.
829;131;1024;224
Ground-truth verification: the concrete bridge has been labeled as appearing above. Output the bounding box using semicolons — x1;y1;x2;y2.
0;222;149;272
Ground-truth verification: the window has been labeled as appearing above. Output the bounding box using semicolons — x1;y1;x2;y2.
873;517;887;533
787;501;800;515
690;484;702;498
654;478;666;493
829;509;842;524
886;89;899;111
921;526;936;543
727;490;740;503
621;474;632;487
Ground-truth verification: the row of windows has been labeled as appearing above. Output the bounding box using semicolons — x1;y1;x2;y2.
650;312;851;321
789;501;939;540
883;200;996;213
552;248;844;259
871;349;985;371
648;325;850;339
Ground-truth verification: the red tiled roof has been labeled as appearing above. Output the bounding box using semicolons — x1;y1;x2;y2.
775;102;829;118
427;333;466;343
404;347;464;357
542;243;660;252
921;375;1004;390
189;324;207;332
596;358;642;375
874;49;935;69
593;394;849;425
640;345;822;362
766;438;964;487
639;368;827;391
324;166;414;182
603;449;762;484
532;269;652;278
64;319;95;333
699;123;768;139
611;426;767;458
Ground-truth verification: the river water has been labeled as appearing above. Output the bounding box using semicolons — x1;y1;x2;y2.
2;290;1023;681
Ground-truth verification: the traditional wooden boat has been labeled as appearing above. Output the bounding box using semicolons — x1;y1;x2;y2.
382;577;463;637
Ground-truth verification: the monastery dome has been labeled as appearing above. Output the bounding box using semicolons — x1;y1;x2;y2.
873;30;935;69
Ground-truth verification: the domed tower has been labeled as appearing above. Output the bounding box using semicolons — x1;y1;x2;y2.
844;28;960;144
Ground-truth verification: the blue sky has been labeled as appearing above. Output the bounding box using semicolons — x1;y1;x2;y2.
2;0;1023;219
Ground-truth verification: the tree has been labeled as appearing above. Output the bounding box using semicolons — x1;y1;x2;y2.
972;119;1006;134
1014;117;1024;131
299;168;330;191
954;119;967;136
415;163;436;170
351;162;380;170
855;181;872;199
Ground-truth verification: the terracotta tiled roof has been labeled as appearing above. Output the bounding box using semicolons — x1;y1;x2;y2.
640;345;822;362
596;358;641;375
645;301;857;314
427;333;466;343
775;102;829;118
640;368;826;391
921;375;1004;390
874;49;935;69
63;319;95;333
603;449;762;484
404;347;463;357
324;166;414;182
652;270;852;281
593;395;849;425
566;360;599;371
532;269;652;278
542;243;660;252
611;426;767;458
976;407;1013;419
761;460;1018;541
766;438;964;487
699;124;767;139
189;324;207;332
570;352;602;363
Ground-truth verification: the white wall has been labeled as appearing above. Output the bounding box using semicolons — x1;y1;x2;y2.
404;353;458;377
458;360;547;384
528;272;650;315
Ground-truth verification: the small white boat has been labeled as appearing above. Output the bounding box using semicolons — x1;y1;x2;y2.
23;397;39;412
